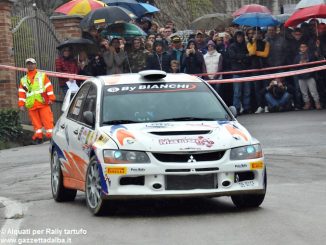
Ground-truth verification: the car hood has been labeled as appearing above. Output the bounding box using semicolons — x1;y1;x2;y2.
99;121;253;152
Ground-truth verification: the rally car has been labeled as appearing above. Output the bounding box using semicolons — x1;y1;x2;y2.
50;70;267;215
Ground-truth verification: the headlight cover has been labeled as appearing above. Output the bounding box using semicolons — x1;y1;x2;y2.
103;150;150;164
230;144;263;160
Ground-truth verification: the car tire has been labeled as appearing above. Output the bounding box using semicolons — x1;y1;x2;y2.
85;156;107;216
51;150;77;202
231;167;267;208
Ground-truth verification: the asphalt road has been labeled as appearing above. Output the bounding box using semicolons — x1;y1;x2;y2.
0;110;326;245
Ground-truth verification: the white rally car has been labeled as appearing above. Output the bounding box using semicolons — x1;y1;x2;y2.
50;70;266;215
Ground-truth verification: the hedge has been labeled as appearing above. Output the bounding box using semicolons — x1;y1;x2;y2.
0;109;23;143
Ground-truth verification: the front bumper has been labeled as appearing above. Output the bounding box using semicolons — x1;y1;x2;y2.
99;151;266;198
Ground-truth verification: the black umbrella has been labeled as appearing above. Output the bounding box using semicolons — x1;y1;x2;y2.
56;38;99;55
80;6;137;30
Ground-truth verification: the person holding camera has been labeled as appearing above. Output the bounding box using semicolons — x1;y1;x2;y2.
102;37;128;75
181;39;206;76
264;78;293;112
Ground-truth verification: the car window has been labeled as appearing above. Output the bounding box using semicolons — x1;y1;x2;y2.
102;82;232;124
67;83;91;121
80;85;97;126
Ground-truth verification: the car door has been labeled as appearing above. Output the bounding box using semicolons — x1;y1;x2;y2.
65;83;98;187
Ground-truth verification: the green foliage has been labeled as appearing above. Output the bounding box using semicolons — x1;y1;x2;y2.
0;109;23;143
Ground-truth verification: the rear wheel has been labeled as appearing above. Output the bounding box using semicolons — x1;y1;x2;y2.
231;168;267;208
51;151;77;202
85;157;107;215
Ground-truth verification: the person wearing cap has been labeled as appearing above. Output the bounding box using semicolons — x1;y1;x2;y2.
145;39;171;72
204;40;223;93
195;31;208;55
169;35;185;72
18;58;56;144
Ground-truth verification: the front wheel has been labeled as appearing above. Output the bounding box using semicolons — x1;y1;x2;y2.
51;150;77;202
231;168;267;208
85;157;107;215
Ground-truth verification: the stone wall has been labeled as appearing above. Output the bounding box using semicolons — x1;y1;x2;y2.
50;15;83;41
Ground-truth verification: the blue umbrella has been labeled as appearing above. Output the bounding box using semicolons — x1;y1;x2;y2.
103;0;159;17
233;12;280;27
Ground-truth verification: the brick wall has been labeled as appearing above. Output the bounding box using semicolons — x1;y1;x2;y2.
0;0;16;109
50;15;83;41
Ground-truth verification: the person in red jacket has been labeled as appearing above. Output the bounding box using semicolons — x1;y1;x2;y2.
55;47;78;95
18;58;56;144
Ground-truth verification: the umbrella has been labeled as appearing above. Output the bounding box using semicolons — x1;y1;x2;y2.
104;22;147;38
102;0;159;17
233;13;279;27
190;13;232;30
274;14;291;24
295;0;326;9
80;6;137;30
54;0;106;16
285;4;326;27
56;38;99;55
232;4;271;17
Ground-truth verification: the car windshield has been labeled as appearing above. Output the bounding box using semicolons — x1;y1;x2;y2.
101;82;232;125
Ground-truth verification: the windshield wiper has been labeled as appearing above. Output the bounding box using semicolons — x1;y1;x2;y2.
153;117;217;122
102;119;139;125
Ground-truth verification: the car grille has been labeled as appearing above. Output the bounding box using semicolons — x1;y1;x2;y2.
165;174;217;190
152;151;225;162
149;130;211;136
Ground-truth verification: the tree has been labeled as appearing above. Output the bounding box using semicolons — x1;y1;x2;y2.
13;0;70;16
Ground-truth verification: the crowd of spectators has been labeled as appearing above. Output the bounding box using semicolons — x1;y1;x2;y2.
55;16;326;114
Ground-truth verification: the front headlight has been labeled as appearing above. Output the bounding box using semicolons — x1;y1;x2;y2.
103;150;150;164
230;144;263;160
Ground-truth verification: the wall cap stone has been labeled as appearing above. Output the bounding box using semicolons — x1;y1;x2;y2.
50;15;84;21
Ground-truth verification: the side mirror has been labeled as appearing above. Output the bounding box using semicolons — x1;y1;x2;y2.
83;111;95;126
229;106;237;118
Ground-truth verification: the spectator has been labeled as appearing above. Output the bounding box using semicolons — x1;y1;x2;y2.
195;31;207;54
102;38;128;75
228;31;251;114
77;50;92;85
294;42;322;110
246;28;270;113
170;60;180;73
145;39;171;72
128;37;147;73
55;47;78;95
266;26;287;67
149;21;159;34
144;41;153;55
182;39;206;76
165;20;177;33
138;16;152;34
169;35;185;72
204;40;223;93
264;78;293;112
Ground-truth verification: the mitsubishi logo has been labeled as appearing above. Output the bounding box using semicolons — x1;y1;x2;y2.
187;155;196;163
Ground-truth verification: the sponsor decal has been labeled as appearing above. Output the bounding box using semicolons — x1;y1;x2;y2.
130;168;146;172
95;134;109;146
250;160;264;170
225;124;249;142
110;125;136;146
159;136;214;148
107;83;197;94
106;167;127;175
145;123;174;128
235;163;248;168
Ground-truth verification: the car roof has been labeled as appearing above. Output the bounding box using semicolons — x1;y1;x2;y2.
98;73;202;86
